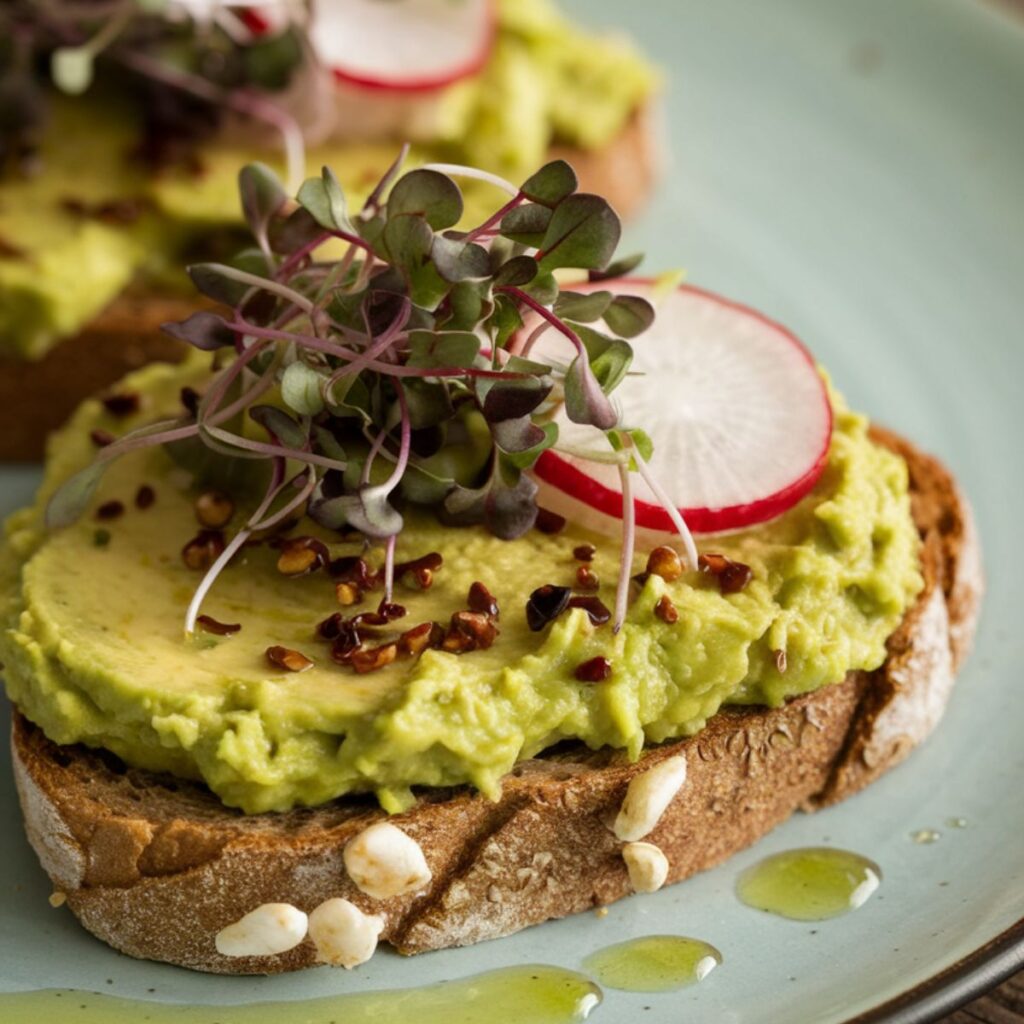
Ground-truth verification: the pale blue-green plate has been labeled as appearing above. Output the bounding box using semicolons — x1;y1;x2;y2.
2;0;1023;1021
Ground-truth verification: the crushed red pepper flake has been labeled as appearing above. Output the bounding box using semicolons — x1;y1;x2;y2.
101;392;141;417
135;484;156;510
572;543;596;563
266;645;314;673
443;611;499;652
575;656;612;683
646;546;683;582
90;428;116;448
95;500;124;521
467;581;500;619
195;490;234;529
182;529;226;571
575;565;600;591
196;615;241;636
698;553;753;595
350;643;398;674
399;621;445;657
535;508;567;535
654;594;679;624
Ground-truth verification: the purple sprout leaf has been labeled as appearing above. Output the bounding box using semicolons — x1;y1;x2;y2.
161;310;236;351
387;169;463;230
537;194;621;274
502;421;558;470
335;483;404;539
553;289;614;324
604;294;656;339
481;376;553;422
493;255;539;288
45;461;108;530
431;234;491;282
269;206;324;255
520;160;578;208
484;464;539;539
281;360;326;416
491;416;547;455
499;203;552;247
188;258;270;306
239;162;288;253
249;404;308;448
564;355;619;429
588;251;644;282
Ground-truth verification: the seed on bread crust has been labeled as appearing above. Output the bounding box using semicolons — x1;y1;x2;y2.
613;755;688;842
343;821;433;899
622;841;670;893
215;903;308;958
308;898;384;969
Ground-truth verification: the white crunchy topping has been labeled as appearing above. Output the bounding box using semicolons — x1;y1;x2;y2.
622;841;669;893
214;902;308;958
613;754;688;842
343;821;433;899
308;898;385;969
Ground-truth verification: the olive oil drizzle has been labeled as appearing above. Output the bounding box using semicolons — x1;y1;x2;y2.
583;935;722;993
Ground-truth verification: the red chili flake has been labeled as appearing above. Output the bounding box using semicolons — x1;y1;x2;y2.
575;656;612;683
350;643;398;674
328;556;381;591
573;543;596;563
646;546;684;582
196;615;241;636
90;428;116;448
468;581;500;619
399;622;446;657
135;485;156;510
276;536;330;577
180;387;200;417
567;596;611;626
526;585;572;632
535;508;567;535
443;611;499;653
575;565;600;591
101;392;141;417
699;553;753;595
395;552;443;590
95;500;124;521
181;530;226;571
654;594;679;624
266;645;314;673
773;649;788;674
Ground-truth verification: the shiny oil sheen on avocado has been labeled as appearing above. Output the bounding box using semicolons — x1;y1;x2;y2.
0;0;656;358
0;357;923;813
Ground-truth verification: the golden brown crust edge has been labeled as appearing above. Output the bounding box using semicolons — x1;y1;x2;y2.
8;430;981;975
0;108;660;463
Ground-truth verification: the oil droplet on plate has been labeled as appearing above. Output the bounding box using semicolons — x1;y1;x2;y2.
0;965;602;1024
736;847;881;921
946;817;967;829
582;935;722;993
911;829;941;844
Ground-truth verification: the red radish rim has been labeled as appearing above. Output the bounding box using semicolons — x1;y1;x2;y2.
328;2;498;94
532;280;834;536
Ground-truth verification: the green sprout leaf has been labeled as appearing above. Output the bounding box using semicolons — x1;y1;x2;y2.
51;48;93;95
387;169;463;230
564;355;618;429
499;203;552;247
590;252;644;282
281;361;326;416
383;215;447;309
521;160;578;207
297;166;354;234
554;290;614;323
590;339;634;393
45;461;107;529
608;426;655;464
431;234;490;282
407;330;481;369
161;311;235;351
538;195;621;274
239;163;288;254
604;294;656;338
493;255;539;288
503;421;558;470
249;405;308;448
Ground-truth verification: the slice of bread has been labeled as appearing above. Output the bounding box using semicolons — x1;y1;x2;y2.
7;428;982;974
0;108;659;462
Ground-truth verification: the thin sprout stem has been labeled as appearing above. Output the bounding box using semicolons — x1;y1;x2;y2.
383;533;397;603
201;424;347;472
497;287;584;357
381;382;412;494
421;162;519;197
209;265;314;314
614;463;636;634
326;295;410;398
630;446;699;570
463;192;523;243
360;425;390;486
276;232;332;280
518;320;553;358
249;468;318;532
184;458;287;636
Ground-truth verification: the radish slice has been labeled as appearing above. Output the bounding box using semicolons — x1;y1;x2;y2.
530;281;834;537
312;0;496;93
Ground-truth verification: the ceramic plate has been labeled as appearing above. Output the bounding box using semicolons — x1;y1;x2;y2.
2;0;1023;1021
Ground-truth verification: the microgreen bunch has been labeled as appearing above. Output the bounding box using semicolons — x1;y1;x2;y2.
0;1;314;184
47;154;697;633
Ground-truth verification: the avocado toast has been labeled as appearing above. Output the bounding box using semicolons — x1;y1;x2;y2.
0;156;981;972
0;0;659;460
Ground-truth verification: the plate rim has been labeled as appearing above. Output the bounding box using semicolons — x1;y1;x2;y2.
845;916;1024;1023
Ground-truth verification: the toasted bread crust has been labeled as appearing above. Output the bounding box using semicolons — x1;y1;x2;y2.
7;431;981;974
0;111;659;462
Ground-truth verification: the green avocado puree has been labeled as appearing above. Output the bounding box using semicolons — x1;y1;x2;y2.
0;0;657;358
0;358;923;813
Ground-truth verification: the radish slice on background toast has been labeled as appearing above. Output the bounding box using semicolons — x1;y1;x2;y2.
313;0;496;92
530;282;834;537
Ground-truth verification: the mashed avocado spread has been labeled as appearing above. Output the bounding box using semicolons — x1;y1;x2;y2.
0;358;923;813
0;0;656;359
